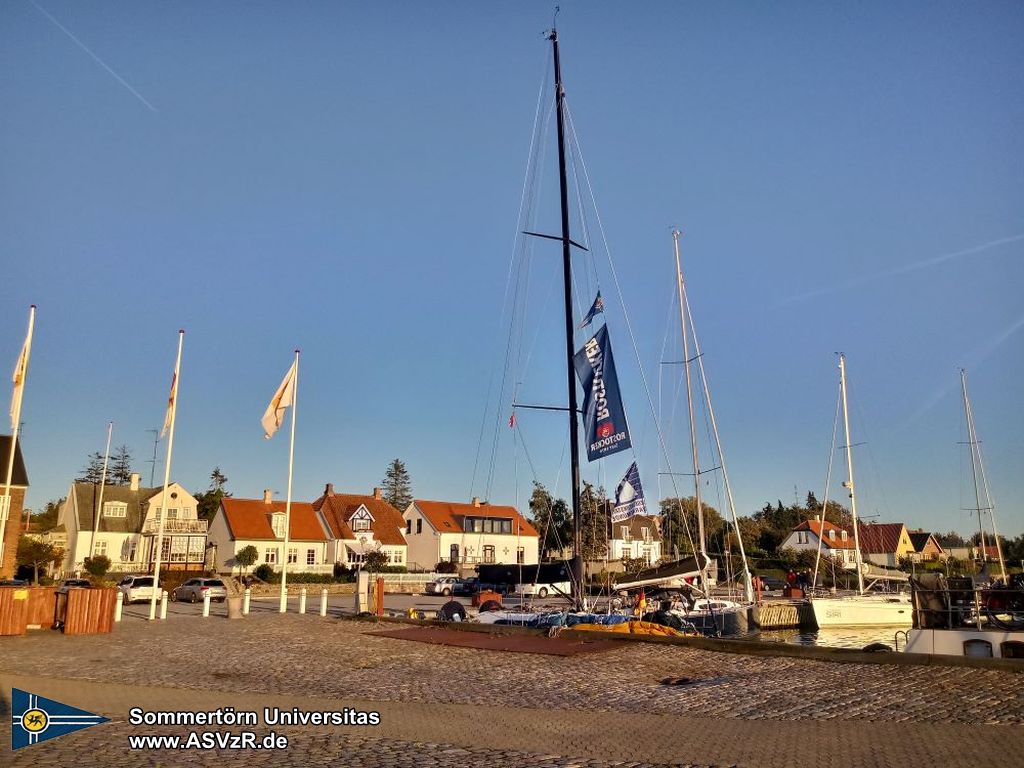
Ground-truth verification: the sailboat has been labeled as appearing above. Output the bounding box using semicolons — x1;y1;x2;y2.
807;355;912;629
903;370;1024;658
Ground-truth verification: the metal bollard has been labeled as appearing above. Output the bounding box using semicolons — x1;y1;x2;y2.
202;590;211;617
159;591;168;620
243;588;251;615
299;588;307;614
320;588;328;617
114;590;123;622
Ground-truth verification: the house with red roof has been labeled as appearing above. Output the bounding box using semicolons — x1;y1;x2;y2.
856;522;915;567
311;484;408;569
907;530;944;562
780;519;858;569
403;497;539;572
207;491;330;574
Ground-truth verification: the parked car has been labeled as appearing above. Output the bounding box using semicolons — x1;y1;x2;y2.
56;578;92;594
172;578;227;603
117;575;158;604
756;576;786;593
515;580;571;599
0;579;29;587
424;576;461;596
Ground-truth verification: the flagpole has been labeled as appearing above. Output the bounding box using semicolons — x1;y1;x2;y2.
2;305;35;572
89;421;114;558
279;349;299;613
150;330;184;621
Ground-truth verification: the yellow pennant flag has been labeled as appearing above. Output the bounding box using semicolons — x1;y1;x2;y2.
160;372;177;438
261;360;297;439
10;333;31;431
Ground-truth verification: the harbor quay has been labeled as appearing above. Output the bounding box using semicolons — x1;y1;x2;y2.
2;612;1022;767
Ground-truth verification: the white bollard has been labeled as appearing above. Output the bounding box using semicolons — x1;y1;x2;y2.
243;588;251;615
202;590;211;617
320;588;328;617
114;590;123;622
299;587;307;614
159;591;168;620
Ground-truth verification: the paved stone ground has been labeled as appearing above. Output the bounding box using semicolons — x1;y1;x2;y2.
1;613;1022;766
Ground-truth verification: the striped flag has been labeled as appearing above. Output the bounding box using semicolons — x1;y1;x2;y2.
159;372;177;438
262;360;297;439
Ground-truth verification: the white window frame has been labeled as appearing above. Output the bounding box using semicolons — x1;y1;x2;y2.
93;540;108;557
265;548;278;564
287;547;298;564
271;513;286;539
103;501;128;518
306;549;316;566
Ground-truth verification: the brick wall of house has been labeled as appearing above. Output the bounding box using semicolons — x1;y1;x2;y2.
1;486;26;578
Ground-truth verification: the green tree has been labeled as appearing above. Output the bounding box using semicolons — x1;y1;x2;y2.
76;452;106;484
659;497;725;556
109;445;134;485
364;550;388;572
381;459;412;511
235;545;259;576
83;554;111;579
16;536;63;584
30;498;63;532
529;482;571;557
195;466;231;521
578;482;609;562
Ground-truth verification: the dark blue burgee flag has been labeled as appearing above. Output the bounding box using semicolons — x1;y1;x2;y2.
11;688;109;750
613;461;647;522
578;291;604;329
573;325;632;461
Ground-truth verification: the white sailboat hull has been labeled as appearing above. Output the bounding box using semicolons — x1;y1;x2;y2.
904;627;1024;658
809;595;912;628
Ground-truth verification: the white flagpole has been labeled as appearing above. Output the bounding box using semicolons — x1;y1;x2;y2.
89;421;114;558
2;305;35;572
150;330;184;621
279;349;299;613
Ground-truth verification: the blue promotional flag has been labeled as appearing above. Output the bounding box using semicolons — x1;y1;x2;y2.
573;325;632;461
578;291;604;329
11;688;109;750
613;461;647;522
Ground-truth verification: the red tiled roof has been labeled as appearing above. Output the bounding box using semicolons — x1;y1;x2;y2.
313;490;407;546
791;519;856;549
414;499;539;538
220;498;326;541
855;522;907;554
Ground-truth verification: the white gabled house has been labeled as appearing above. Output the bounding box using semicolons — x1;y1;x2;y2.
780;519;858;569
311;484;408;569
207;491;331;574
57;473;208;575
403;497;539;572
607;514;662;566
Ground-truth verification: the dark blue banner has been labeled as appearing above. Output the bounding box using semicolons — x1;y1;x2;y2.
574;325;632;461
612;461;647;522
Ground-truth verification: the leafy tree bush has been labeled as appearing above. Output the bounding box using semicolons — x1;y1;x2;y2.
83;554;111;578
363;550;388;572
435;560;458;574
253;563;276;582
235;545;259;575
16;537;64;585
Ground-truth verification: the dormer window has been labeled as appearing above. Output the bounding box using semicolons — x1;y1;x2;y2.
103;501;128;518
841;530;848;541
271;512;286;538
353;518;370;532
828;529;836;540
620;526;630;541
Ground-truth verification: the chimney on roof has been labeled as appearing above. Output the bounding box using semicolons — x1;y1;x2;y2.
130;473;140;491
471;496;481;507
263;489;273;505
373;487;382;500
325;483;334;496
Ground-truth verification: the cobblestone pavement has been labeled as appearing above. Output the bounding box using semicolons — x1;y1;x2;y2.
1;613;1022;767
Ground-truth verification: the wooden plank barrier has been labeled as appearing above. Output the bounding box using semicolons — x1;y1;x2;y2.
64;588;116;635
0;587;29;636
25;587;57;629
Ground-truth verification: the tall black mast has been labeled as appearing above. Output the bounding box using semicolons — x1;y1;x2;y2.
548;29;584;603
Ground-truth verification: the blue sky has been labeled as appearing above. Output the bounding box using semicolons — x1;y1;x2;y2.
2;2;1022;540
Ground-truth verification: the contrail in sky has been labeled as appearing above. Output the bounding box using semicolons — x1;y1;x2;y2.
27;0;158;113
779;233;1024;306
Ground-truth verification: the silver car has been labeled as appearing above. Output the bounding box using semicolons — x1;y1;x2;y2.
172;578;227;603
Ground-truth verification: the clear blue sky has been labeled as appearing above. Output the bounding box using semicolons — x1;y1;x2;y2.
2;2;1021;539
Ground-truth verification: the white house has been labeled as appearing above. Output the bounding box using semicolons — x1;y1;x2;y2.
780;519;858;569
311;484;408;569
607;515;662;566
207;491;330;574
57;474;207;575
403;497;539;572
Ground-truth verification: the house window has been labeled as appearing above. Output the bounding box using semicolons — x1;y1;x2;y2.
103;502;128;518
841;530;848;541
517;547;525;564
166;508;178;520
406;519;412;534
287;548;298;564
393;551;403;564
483;545;495;564
641;526;650;541
93;540;107;557
271;513;286;538
621;526;629;541
416;519;422;534
127;541;137;562
347;550;364;565
500;519;512;534
265;548;277;564
353;518;370;532
450;544;460;563
828;529;836;540
306;549;316;566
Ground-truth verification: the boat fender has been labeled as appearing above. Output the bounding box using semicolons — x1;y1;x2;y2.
862;642;893;653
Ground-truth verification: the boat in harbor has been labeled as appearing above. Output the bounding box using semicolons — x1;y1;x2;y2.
807;355;911;629
903;370;1023;659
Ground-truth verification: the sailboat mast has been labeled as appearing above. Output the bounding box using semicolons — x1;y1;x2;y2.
548;29;584;600
960;369;1005;579
838;354;865;595
673;231;708;566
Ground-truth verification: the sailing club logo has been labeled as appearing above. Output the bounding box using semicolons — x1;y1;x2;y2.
598;421;615;438
11;689;109;750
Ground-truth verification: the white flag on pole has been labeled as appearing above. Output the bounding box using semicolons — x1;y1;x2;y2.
10;327;32;431
160;372;178;438
262;360;297;439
